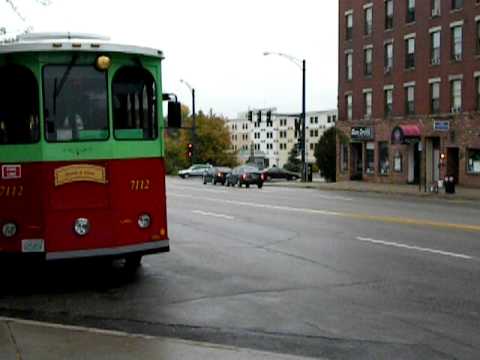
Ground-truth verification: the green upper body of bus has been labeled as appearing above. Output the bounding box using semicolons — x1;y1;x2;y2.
0;33;166;164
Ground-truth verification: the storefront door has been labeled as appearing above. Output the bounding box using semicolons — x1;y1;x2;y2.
350;143;363;180
408;142;421;184
447;147;459;184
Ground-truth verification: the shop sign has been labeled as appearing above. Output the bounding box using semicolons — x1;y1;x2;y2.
351;127;374;141
433;120;450;132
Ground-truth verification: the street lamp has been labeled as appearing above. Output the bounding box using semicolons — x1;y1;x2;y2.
180;79;196;163
263;52;307;182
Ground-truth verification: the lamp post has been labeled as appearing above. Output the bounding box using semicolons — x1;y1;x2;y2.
263;52;307;182
180;79;196;163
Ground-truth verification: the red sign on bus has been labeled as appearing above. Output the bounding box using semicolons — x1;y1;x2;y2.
1;165;22;179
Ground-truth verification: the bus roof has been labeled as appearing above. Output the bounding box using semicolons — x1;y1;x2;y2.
0;32;164;59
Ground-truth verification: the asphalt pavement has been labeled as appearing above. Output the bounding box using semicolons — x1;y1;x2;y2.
0;176;479;359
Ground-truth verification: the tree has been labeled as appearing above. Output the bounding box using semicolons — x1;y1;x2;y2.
1;0;51;43
164;107;238;174
284;143;302;173
314;127;337;182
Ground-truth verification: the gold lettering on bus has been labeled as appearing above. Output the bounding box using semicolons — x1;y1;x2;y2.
0;185;24;197
130;179;150;191
54;165;107;187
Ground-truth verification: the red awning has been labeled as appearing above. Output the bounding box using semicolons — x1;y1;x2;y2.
399;124;421;137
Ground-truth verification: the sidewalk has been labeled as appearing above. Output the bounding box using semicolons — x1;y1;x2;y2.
0;317;319;360
268;179;480;201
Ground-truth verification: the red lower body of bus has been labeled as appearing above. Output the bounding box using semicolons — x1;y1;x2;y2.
0;158;169;261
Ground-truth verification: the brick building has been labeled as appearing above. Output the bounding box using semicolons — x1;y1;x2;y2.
337;0;480;188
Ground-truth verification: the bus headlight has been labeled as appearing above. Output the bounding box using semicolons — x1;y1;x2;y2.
2;223;17;238
137;214;151;229
74;218;90;236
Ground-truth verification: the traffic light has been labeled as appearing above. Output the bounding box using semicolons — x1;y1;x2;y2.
247;111;253;122
294;118;300;136
266;110;271;122
187;143;193;159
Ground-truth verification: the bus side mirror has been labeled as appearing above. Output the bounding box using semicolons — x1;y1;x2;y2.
167;101;181;128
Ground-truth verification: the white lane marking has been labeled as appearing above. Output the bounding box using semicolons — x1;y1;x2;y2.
168;183;353;201
356;237;473;260
192;210;235;220
170;193;342;217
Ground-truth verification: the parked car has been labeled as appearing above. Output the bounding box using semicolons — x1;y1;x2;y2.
178;164;212;178
262;166;300;181
203;166;231;185
226;165;264;188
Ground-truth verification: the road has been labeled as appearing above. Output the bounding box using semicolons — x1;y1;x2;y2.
1;176;479;359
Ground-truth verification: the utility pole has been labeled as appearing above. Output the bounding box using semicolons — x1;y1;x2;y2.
263;52;308;182
301;59;307;182
180;79;196;164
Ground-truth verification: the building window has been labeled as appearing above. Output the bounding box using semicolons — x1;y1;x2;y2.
431;82;440;114
477;20;480;54
364;7;373;35
310;143;314;150
393;151;403;172
431;0;441;16
467;149;480;174
364;91;372;118
431;30;441;65
346;94;353;121
451;79;462;112
384;88;393;116
385;0;394;29
364;48;373;76
406;0;415;23
405;85;415;115
346;52;353;81
476;77;480;111
451;25;463;61
452;0;463;10
379;142;390;175
365;142;375;175
346;12;353;40
340;144;349;173
405;37;415;69
384;42;393;73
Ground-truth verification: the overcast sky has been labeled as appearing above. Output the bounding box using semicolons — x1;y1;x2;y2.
2;0;338;118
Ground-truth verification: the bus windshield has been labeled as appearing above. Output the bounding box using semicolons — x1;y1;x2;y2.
0;65;39;145
43;65;108;142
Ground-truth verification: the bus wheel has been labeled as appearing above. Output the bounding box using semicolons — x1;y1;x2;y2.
124;255;142;270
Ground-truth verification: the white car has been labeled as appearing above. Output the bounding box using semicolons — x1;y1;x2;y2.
178;164;212;178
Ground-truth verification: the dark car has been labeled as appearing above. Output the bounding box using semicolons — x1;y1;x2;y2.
262;166;300;181
226;165;264;188
203;166;231;185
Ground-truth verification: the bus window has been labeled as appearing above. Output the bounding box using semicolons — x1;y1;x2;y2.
43;65;108;142
0;65;39;145
112;67;157;140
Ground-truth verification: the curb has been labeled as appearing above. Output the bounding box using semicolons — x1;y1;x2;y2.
265;182;480;202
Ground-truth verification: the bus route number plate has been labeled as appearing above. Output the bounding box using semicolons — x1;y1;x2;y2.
22;239;45;253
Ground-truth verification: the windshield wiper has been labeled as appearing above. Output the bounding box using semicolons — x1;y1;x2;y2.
53;54;78;115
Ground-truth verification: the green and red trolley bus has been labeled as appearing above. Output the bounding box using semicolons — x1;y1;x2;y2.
0;33;180;267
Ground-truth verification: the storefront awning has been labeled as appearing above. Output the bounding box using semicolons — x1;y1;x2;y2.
391;125;421;144
399;124;421;137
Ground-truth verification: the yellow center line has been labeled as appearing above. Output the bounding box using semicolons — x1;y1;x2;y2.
338;213;480;233
169;193;480;233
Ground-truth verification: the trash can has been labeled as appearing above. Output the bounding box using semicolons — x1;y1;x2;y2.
444;176;455;194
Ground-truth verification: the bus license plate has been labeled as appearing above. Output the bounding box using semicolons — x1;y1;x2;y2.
22;239;45;253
